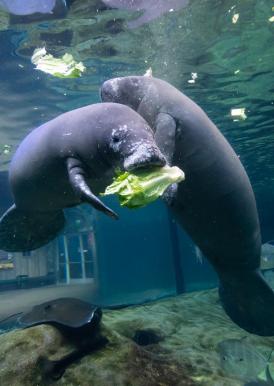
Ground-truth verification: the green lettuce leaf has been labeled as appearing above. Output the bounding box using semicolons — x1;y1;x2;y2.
31;47;86;78
101;165;185;209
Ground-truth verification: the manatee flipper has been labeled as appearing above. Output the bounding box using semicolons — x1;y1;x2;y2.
154;113;176;165
0;204;65;252
219;269;274;336
154;113;178;205
66;157;118;220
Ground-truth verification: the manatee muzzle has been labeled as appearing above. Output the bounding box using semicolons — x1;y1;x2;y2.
123;143;166;171
100;78;121;102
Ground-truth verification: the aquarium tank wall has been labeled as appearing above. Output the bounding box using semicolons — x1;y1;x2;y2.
0;1;274;385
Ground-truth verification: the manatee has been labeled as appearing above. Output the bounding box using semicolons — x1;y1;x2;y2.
102;0;189;29
100;75;274;336
0;0;66;15
0;102;165;252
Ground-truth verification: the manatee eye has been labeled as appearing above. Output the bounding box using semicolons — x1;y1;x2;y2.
112;133;121;143
111;128;127;145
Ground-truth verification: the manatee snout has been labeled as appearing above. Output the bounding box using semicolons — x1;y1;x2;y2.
101;78;144;111
123;143;166;171
100;79;120;102
101;78;140;107
100;79;119;102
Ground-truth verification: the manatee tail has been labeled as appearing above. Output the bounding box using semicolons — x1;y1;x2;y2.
218;269;274;336
0;204;65;252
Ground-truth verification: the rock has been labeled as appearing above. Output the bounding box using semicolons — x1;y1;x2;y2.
0;324;69;385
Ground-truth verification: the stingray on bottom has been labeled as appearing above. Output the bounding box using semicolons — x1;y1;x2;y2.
18;297;107;380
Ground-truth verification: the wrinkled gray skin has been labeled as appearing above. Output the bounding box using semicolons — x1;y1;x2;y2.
0;0;66;16
0;102;165;252
102;0;189;28
101;76;274;336
0;0;67;22
0;0;59;15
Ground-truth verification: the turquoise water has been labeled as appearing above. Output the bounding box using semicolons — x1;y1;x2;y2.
0;0;273;322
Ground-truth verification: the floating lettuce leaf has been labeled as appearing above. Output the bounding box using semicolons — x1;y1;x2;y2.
31;47;86;78
230;107;247;120
0;144;12;155
101;165;185;209
232;13;239;24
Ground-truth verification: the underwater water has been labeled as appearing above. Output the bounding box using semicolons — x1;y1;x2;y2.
0;1;274;385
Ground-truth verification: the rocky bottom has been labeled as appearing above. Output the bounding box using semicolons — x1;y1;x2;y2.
0;289;273;386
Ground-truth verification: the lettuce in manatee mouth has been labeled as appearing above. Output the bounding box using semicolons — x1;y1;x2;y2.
101;165;185;209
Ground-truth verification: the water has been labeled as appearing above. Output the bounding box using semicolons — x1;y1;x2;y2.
0;1;274;385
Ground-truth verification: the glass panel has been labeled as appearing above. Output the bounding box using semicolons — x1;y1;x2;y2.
85;262;94;278
69;263;82;279
82;233;94;262
67;235;81;263
58;237;65;264
58;264;67;283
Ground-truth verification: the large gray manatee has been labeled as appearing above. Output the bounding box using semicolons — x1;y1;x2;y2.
102;0;189;29
101;75;274;336
0;102;165;252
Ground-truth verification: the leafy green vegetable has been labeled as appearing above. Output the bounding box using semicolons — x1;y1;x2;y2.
31;47;86;78
0;144;11;155
101;165;185;209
